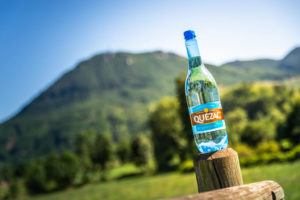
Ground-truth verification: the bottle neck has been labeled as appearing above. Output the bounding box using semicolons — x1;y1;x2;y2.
185;38;202;69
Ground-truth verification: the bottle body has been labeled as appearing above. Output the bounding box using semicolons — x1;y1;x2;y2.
184;31;228;153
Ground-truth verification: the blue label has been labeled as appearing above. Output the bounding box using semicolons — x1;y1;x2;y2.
188;102;221;113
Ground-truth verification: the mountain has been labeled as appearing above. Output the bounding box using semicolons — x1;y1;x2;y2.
1;48;299;163
0;51;188;163
219;59;291;84
278;47;300;73
223;59;278;68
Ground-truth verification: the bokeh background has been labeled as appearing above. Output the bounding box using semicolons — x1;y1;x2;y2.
0;0;300;199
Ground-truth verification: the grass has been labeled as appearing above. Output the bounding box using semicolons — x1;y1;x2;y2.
21;161;300;200
108;163;143;180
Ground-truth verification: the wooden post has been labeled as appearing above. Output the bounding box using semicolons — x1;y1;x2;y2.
193;148;243;192
167;180;284;200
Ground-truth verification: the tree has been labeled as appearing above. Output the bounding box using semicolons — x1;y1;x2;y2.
44;152;60;190
91;133;114;175
222;83;256;114
7;179;21;199
57;151;80;188
221;84;299;146
14;161;32;178
284;100;300;144
44;151;80;190
131;135;152;168
225;108;248;146
241;120;276;147
75;129;97;183
117;139;131;164
175;74;195;159
25;160;47;194
256;141;280;154
75;130;96;170
149;97;186;171
75;129;96;156
0;164;14;182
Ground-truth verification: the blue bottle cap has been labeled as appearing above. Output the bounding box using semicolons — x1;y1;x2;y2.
184;30;196;40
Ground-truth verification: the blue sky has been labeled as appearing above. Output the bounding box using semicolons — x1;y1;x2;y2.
0;0;300;122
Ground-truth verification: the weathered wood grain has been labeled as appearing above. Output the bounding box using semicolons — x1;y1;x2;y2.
193;148;243;192
166;180;284;200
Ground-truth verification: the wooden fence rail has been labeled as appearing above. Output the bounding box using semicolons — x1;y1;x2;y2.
167;180;284;200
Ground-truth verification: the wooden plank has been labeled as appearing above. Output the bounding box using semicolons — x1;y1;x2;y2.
166;180;284;200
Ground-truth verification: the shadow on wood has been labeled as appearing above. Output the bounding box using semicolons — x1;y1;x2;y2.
166;180;284;200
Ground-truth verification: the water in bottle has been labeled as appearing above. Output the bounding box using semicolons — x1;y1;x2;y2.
183;30;228;153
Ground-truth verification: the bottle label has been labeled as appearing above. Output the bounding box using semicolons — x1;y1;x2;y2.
188;101;226;134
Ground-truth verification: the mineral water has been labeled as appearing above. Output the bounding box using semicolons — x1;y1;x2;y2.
184;30;228;153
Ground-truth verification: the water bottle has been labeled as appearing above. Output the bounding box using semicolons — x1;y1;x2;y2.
183;30;228;153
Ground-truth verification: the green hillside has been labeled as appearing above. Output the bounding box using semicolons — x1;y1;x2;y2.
223;59;280;80
0;48;299;163
0;51;187;163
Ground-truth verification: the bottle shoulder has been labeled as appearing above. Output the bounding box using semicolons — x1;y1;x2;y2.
186;65;217;86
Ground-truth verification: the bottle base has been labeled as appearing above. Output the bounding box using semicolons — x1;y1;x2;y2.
196;134;228;153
